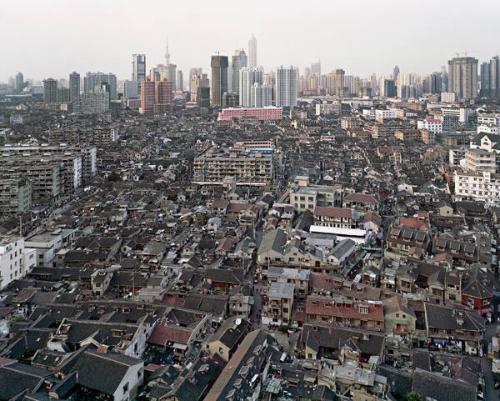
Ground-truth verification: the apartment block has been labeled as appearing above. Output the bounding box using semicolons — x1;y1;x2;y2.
193;146;274;186
0;236;36;290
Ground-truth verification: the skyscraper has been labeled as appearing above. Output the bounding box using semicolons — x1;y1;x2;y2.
15;72;24;93
381;79;397;97
311;62;321;77
154;79;173;113
176;70;184;92
43;78;58;103
140;79;155;114
448;56;478;100
189;68;203;93
124;80;139;100
489;56;500;100
248;34;257;68
211;55;229;107
232;50;248;95
480;62;491;98
83;72;117;100
240;67;263;107
167;64;177;91
69;72;80;102
132;54;146;85
335;69;345;97
252;83;273;107
393;65;400;83
275;66;298;107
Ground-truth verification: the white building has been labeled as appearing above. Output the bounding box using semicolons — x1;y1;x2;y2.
239;67;263;107
275;66;298;107
477;124;499;135
248;34;257;68
251;83;273;107
441;92;456;103
417;117;443;134
454;171;500;204
477;112;500;127
375;109;397;121
464;148;496;173
25;228;76;267
0;236;36;290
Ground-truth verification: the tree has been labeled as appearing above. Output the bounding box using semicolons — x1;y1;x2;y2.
404;392;423;401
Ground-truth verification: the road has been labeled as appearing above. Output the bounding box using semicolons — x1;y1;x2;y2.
483;323;500;401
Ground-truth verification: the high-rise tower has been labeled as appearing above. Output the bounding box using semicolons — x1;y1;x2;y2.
211;55;229;107
448;56;478;100
248;34;257;68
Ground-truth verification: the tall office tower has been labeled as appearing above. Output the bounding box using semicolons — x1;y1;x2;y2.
43;78;58;103
304;68;311;81
189;68;202;94
248;34;257;68
489;56;500;100
311;62;321;78
240;67;263;107
176;70;184;91
370;73;378;96
190;74;201;102
83;73;117;100
480;62;491;97
140;79;155;114
344;75;360;97
423;72;442;94
307;74;319;93
132;54;146;84
232;50;248;95
334;69;345;97
448;56;478;100
381;79;397;97
15;72;24;93
69;72;80;102
150;67;161;82
167;64;177;90
275;66;298;107
124;80;139;100
211;55;229;107
393;65;400;83
441;66;449;92
154;79;174;113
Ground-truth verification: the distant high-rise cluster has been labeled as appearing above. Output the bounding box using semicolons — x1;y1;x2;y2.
14;33;500;111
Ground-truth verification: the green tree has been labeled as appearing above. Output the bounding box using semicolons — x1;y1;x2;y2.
404;392;423;401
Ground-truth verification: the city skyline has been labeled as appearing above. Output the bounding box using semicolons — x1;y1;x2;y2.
2;0;500;81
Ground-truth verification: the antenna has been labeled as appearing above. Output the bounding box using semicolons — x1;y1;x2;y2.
165;36;170;66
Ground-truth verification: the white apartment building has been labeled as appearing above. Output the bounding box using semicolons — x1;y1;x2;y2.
454;171;500;204
464;148;496;173
0;237;36;290
275;66;298;107
477;112;500;127
375;109;397;122
25;228;76;267
417;118;443;134
289;185;343;212
477;124;499;135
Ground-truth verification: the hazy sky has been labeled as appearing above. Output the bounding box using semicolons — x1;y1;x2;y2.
2;0;500;82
